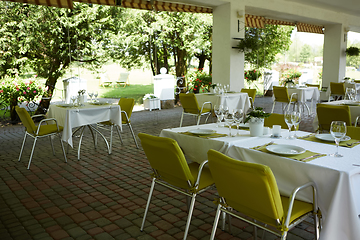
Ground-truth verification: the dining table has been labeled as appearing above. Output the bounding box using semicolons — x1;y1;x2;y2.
195;92;251;113
287;86;320;114
160;123;360;240
47;101;122;159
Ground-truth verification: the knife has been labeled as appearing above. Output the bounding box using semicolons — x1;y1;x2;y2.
299;153;326;161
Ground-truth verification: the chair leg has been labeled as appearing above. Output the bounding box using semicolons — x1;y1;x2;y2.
49;135;55;155
314;212;320;240
140;178;156;231
196;115;201;125
205;112;211;124
27;137;38;170
183;194;197;240
115;125;123;145
58;133;67;163
271;102;275;113
18;133;27;162
210;204;222;240
109;125;113;154
128;123;139;148
180;112;184;127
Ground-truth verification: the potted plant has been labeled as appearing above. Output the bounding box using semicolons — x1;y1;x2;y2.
345;47;360;56
244;107;271;137
187;69;212;94
244;69;262;83
280;69;302;87
143;93;160;111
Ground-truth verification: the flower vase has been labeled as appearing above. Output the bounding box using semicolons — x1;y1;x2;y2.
249;118;264;137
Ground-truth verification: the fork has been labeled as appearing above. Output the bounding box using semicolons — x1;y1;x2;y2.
346;141;360;147
252;141;274;150
300;153;326;161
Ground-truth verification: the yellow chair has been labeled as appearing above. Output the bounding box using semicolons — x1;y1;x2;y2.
264;113;288;129
15;106;67;169
305;83;321;90
138;133;214;240
179;93;212;127
271;86;297;113
329;82;345;101
97;98;139;153
207;150;320;240
316;104;351;132
241;88;256;109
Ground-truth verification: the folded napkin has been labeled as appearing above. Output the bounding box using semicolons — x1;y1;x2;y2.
251;142;326;162
180;131;228;139
298;134;360;148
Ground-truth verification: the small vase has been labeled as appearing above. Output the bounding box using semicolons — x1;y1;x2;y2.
249;118;264;137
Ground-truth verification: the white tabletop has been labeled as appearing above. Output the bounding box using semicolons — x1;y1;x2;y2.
287;86;320;103
195;92;251;113
160;123;360;240
47;103;122;147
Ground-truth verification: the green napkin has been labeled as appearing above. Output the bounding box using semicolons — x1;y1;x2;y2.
298;134;360;148
252;143;326;162
180;131;228;139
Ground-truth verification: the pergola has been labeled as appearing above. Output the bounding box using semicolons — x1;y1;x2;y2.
5;0;360;91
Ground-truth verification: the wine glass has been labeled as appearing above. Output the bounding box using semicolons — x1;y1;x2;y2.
94;91;98;102
70;96;77;106
233;109;243;130
291;109;302;138
329;121;347;157
214;105;224;127
88;92;94;102
284;109;295;139
224;109;235;136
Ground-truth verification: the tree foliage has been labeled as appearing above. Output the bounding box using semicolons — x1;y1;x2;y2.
346;43;360;69
238;25;294;68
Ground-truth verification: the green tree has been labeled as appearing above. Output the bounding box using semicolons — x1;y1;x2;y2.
346;43;360;69
299;44;312;63
237;25;294;68
0;2;122;120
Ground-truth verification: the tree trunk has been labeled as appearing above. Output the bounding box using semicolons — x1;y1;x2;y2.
35;76;57;116
10;99;18;123
197;53;206;70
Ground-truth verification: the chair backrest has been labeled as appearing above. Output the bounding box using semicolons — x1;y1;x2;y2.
138;133;195;189
305;83;321;90
346;126;360;140
316;104;351;131
119;98;135;122
264;113;288;129
207;149;284;226
15;106;37;134
118;72;130;82
273;86;290;103
354;80;360;84
241;88;256;103
179;93;200;114
330;82;345;95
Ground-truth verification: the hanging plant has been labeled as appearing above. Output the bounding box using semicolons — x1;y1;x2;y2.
235;36;260;53
345;47;360;56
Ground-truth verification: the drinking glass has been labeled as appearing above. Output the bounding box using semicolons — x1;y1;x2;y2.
214;105;224;127
94;91;98;102
329;121;347;157
88;92;94;102
291;109;301;138
284;110;295;139
70;96;77;106
224;110;235;136
233;109;243;130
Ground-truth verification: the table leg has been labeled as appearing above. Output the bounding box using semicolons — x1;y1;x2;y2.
88;125;110;154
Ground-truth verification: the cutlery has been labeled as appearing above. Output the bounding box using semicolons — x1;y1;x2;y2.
352;164;360;167
298;133;315;139
253;141;274;150
346;141;360;147
300;153;325;161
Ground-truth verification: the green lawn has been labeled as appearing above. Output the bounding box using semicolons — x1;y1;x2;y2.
99;84;154;105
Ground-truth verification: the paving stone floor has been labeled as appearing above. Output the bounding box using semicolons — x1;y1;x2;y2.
0;97;318;240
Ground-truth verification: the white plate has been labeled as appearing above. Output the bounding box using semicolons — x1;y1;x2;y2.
315;134;351;142
188;129;216;135
238;123;249;129
266;144;306;156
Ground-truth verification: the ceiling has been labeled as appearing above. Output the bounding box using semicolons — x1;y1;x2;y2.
165;0;360;29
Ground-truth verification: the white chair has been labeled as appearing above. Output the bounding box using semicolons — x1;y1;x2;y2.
116;72;130;87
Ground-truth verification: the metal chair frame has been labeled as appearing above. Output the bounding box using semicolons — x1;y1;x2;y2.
271;90;298;113
210;182;320;240
18;114;67;169
141;160;212;240
180;101;212;127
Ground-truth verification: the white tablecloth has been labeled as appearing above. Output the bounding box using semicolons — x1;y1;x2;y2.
160;124;360;240
47;103;122;147
287;87;320;103
195;92;251;113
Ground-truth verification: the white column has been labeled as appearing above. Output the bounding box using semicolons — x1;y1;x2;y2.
212;2;245;91
323;24;347;87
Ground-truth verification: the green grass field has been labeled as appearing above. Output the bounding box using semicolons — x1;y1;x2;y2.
99;84;154;104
